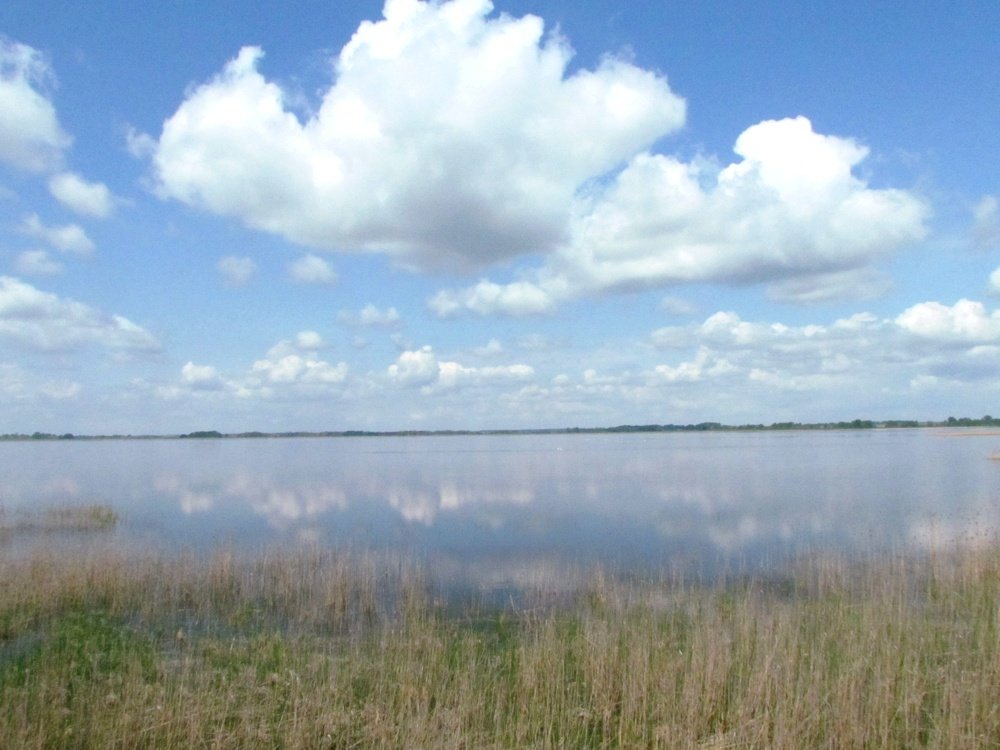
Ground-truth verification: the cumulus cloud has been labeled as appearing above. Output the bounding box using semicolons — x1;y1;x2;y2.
0;275;160;352
22;214;95;256
895;299;1000;344
245;334;347;389
216;255;257;286
48;172;116;218
388;344;534;391
437;117;928;315
642;300;1000;412
0;37;70;172
145;0;685;271
164;334;349;401
288;254;337;285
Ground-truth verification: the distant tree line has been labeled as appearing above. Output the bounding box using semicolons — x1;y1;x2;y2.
3;415;999;441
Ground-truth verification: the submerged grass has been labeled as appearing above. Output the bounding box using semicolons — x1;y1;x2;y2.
0;543;998;748
0;504;119;535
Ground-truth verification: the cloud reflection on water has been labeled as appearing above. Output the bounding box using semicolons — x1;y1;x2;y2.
2;432;998;583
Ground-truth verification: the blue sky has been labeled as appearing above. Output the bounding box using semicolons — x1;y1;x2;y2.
1;0;998;434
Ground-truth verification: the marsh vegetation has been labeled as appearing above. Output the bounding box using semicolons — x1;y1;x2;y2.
1;537;998;748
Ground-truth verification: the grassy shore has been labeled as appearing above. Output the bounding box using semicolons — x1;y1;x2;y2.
0;538;998;748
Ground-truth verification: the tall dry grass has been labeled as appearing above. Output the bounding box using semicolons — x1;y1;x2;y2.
0;543;998;748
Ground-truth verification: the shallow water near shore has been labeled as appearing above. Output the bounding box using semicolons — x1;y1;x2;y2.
2;429;998;588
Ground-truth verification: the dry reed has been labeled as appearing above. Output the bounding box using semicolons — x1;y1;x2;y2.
0;542;998;748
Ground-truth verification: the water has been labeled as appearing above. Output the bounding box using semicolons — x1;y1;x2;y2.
2;430;998;586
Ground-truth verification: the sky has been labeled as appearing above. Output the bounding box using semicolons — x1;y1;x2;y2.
0;0;998;434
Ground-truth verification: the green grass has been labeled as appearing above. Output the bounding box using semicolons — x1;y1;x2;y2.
0;544;998;748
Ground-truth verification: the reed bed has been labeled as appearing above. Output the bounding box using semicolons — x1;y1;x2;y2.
0;543;998;748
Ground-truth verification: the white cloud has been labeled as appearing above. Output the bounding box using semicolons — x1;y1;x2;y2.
972;195;999;251
247;334;347;388
22;214;95;256
48;172;115;218
989;268;1000;297
387;345;439;386
250;355;348;385
388;344;534;391
181;362;224;390
429;278;559;317
288;254;337;285
166;335;349;402
654;347;735;383
0;275;160;352
437;117;928;315
895;299;1000;344
294;330;326;350
146;0;685;271
338;303;402;327
13;249;63;276
216;255;257;286
0;37;70;172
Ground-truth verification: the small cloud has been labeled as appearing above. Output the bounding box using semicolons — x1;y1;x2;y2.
338;303;401;327
123;124;156;158
989;268;1000;297
216;255;257;287
972;195;1000;251
428;279;557;318
14;249;63;276
181;362;224;390
48;172;115;218
288;254;337;285
22;213;94;256
387;346;439;387
251;352;347;385
388;344;534;392
294;330;325;350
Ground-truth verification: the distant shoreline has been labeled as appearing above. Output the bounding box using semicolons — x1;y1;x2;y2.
3;416;998;442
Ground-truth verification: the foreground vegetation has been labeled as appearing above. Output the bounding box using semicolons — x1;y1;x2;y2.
1;539;998;748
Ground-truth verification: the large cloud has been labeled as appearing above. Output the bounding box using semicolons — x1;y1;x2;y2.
146;0;685;270
435;117;929;315
146;2;927;314
0;37;70;172
0;276;160;352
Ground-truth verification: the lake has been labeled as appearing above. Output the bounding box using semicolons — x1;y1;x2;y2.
2;429;998;588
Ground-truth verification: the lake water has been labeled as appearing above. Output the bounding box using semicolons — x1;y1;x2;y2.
2;430;998;587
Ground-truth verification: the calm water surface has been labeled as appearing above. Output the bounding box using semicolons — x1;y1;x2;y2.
2;430;998;584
